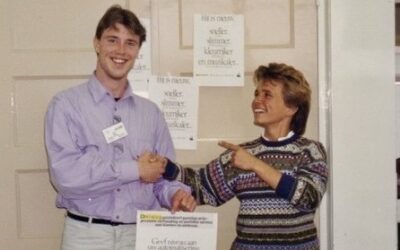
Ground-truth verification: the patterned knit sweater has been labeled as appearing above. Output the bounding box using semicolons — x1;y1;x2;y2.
180;134;328;250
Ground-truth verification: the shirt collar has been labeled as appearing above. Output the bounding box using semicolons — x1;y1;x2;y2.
88;74;135;104
262;130;295;141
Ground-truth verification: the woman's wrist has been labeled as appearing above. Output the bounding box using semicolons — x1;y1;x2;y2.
252;158;264;173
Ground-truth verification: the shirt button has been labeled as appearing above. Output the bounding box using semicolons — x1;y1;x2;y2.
113;143;124;155
116;216;120;220
116;188;120;192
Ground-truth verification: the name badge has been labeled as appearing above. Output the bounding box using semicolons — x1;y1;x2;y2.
102;122;128;144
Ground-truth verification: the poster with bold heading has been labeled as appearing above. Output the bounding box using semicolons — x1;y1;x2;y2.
149;76;198;150
193;14;244;86
136;211;218;250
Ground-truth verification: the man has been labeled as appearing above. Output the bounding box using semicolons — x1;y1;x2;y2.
44;5;195;250
147;63;328;250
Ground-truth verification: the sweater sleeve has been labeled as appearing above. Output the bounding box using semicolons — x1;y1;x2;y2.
276;141;329;212
179;156;236;207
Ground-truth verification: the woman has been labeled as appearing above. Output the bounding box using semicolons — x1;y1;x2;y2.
161;62;328;249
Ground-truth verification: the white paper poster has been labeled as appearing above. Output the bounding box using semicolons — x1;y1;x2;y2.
136;211;218;250
149;76;198;150
128;18;152;98
193;14;244;86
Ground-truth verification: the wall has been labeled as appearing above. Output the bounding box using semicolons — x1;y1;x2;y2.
327;0;397;249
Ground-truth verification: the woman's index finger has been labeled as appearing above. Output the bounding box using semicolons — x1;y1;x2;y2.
218;140;240;151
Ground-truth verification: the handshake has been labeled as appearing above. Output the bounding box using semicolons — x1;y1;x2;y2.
137;140;249;183
137;152;180;183
137;152;195;213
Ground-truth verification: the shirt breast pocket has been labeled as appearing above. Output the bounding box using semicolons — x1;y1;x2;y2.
128;137;156;158
69;121;100;153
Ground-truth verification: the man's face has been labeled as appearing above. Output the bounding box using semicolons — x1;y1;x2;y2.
251;80;297;130
94;23;140;83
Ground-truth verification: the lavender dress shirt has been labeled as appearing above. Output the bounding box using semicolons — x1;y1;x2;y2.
45;74;190;223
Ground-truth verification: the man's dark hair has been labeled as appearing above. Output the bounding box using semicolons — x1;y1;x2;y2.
95;5;146;46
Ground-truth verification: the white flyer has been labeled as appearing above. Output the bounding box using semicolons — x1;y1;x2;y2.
193;14;244;86
136;211;218;250
149;75;198;150
128;18;152;98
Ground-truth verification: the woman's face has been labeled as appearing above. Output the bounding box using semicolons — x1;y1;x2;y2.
251;80;297;131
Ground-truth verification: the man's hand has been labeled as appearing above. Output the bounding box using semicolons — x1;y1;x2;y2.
137;151;167;182
218;140;259;171
170;189;196;213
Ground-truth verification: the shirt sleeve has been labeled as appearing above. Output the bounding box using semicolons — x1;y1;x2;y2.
45;96;139;200
151;107;192;208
